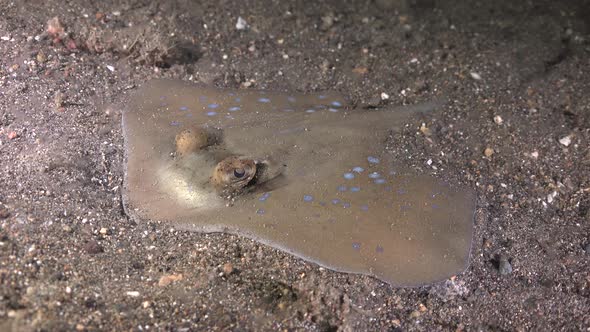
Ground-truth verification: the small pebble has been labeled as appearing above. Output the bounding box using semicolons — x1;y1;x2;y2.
222;262;234;275
320;14;335;30
0;207;9;219
430;279;469;302
99;227;108;235
366;95;382;108
352;66;368;75
36;51;47;63
83;240;103;254
126;291;140;297
54;92;64;112
493;115;503;125
547;191;557;204
498;255;512;275
380;92;389;100
559;134;572;147
470;72;482;80
235;17;248;30
158;273;183;287
484;147;494;157
7;131;18;140
420;123;432;136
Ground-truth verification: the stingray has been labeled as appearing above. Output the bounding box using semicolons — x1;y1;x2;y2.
121;79;475;287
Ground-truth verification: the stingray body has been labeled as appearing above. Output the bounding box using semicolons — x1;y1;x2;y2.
122;79;475;286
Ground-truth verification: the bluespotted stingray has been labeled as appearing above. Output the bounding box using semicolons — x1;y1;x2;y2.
121;79;475;287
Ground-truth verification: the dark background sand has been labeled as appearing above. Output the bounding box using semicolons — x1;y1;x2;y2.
0;0;588;330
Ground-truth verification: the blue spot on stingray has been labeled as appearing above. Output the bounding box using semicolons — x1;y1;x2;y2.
259;193;271;202
397;189;407;195
384;186;393;192
328;108;339;113
303;195;314;202
287;96;296;103
305;109;315;113
228;106;241;112
228;92;235;96
179;106;189;111
331;199;341;205
376;245;384;253
389;170;397;176
350;186;360;192
186;113;193;117
170;121;181;126
360;204;369;211
342;202;351;209
258;97;271;103
283;109;294;112
235;97;241;102
368;172;381;179
343;173;355;180
159;96;167;100
352;242;361;250
337;185;347;192
256;208;265;215
318;95;327;99
374;178;386;184
206;111;217;116
199;96;207;102
208;103;220;109
331;101;342;107
432;203;440;209
352;166;364;173
367;156;380;164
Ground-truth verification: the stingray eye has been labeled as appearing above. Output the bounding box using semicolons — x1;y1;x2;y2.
233;168;246;178
212;156;256;193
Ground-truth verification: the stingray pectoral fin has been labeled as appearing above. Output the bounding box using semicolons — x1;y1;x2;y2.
348;98;447;129
122;79;474;287
250;173;289;193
